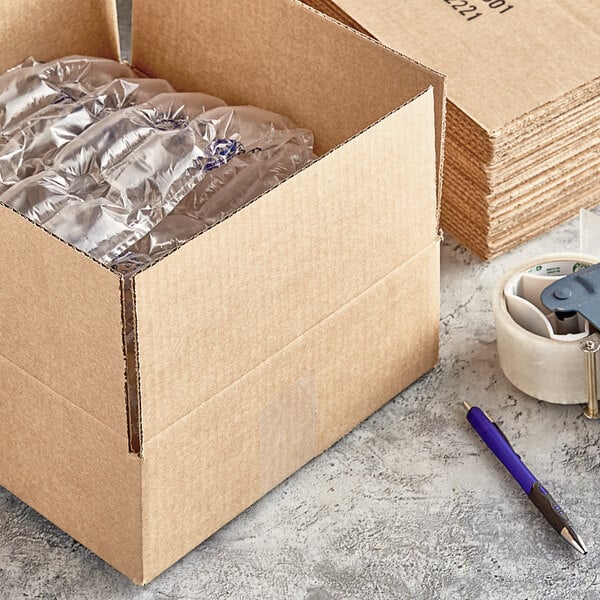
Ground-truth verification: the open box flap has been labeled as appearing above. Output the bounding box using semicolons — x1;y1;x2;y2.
130;0;446;200
132;89;438;442
0;0;120;73
0;204;128;439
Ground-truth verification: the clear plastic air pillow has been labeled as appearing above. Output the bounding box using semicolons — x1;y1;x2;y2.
0;57;317;273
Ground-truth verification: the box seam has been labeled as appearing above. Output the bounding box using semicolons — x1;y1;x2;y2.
120;275;144;456
0;351;128;440
144;237;440;445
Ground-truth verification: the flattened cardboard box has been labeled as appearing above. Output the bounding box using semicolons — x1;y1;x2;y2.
307;0;600;258
0;0;445;584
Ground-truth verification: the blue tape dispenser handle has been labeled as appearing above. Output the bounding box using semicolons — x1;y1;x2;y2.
541;262;600;330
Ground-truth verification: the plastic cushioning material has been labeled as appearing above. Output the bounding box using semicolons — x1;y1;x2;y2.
112;106;317;274
493;253;600;405
0;63;317;271
0;56;135;135
0;77;175;193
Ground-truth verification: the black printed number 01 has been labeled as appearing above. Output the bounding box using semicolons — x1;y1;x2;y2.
482;0;514;13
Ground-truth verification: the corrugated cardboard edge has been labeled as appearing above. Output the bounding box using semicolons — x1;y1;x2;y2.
120;276;143;456
303;0;373;36
299;0;447;214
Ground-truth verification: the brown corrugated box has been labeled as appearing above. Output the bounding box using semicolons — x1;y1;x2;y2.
307;0;600;258
0;0;445;584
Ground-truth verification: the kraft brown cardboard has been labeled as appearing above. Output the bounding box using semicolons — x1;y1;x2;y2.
0;0;120;73
0;205;127;438
140;239;440;582
308;0;600;258
317;0;600;132
131;0;446;189
0;0;445;584
134;90;438;440
0;355;141;577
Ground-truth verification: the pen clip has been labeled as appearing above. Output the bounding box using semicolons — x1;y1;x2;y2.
490;419;518;455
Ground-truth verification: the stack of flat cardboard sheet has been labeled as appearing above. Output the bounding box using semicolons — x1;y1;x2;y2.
305;0;600;259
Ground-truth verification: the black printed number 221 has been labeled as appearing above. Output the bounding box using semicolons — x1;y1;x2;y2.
444;0;482;21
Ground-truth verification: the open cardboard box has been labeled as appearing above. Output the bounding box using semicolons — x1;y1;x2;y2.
0;0;446;585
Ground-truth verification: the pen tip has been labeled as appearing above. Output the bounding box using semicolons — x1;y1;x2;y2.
463;401;472;412
561;527;588;555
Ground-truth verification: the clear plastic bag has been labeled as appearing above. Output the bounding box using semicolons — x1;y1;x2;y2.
0;56;135;136
0;77;174;193
113;106;316;272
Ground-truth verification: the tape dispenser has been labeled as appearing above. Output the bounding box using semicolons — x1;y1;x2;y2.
494;253;600;418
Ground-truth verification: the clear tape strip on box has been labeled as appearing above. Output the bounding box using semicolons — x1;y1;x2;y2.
0;77;175;193
0;56;135;136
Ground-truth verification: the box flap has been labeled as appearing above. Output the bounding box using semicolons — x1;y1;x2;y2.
133;89;438;441
315;0;600;132
0;0;120;73
130;0;445;194
0;205;128;439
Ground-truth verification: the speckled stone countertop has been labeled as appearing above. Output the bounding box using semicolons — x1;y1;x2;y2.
3;212;600;599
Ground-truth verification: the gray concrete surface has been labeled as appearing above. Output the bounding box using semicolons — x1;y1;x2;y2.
2;3;600;598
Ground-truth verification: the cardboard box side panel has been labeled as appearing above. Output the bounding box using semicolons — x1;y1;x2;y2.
140;240;440;582
301;0;447;199
134;90;438;440
0;206;128;438
0;0;120;73
0;355;143;582
130;0;445;163
326;0;600;132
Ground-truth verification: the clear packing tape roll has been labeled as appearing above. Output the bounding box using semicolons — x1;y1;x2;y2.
494;253;600;404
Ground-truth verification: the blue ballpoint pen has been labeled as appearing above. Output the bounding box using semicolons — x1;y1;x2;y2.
463;402;587;554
